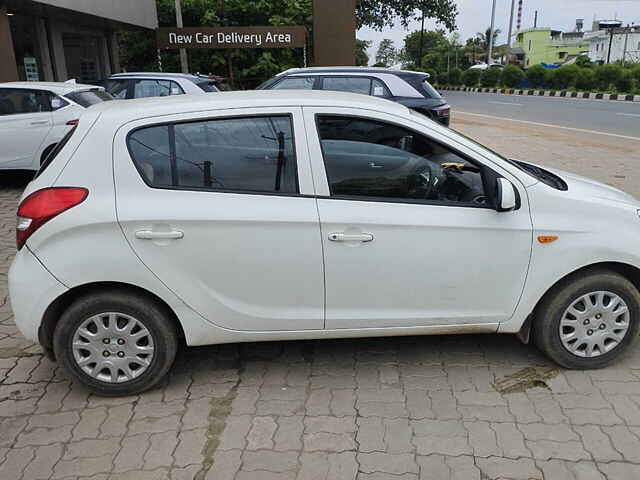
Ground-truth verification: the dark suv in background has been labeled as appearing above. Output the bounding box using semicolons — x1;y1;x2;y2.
258;67;450;126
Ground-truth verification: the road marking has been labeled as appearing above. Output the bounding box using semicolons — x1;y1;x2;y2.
489;101;523;106
617;113;640;118
456;111;640;142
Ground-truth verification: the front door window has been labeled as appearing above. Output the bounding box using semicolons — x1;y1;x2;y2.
317;116;487;206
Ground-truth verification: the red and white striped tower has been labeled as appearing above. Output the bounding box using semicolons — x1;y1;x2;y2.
516;0;523;30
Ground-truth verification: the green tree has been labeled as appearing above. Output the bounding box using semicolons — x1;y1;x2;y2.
594;64;623;91
476;27;501;53
480;67;501;87
549;65;579;90
501;65;524;87
615;70;633;93
447;67;462;85
462;68;481;86
575;55;592;68
356;39;372;66
400;29;448;66
356;0;458;31
120;0;313;89
574;68;595;90
526;64;548;88
375;39;398;67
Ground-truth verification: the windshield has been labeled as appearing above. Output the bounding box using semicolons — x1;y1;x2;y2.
65;89;112;107
410;110;567;189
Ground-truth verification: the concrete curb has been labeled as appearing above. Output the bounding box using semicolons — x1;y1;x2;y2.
438;86;640;103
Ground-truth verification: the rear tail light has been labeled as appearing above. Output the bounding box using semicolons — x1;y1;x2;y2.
434;105;451;117
66;119;79;126
16;187;88;250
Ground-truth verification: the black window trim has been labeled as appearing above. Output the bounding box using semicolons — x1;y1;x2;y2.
318;75;392;98
125;112;302;197
313;113;504;210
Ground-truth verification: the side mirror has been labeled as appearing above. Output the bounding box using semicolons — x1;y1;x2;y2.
496;178;517;212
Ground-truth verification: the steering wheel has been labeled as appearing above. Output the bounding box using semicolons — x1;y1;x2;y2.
408;163;436;199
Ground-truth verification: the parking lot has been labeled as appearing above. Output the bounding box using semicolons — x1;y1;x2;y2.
2;114;640;480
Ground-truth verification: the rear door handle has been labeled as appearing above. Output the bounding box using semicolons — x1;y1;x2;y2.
30;121;49;126
328;232;374;243
135;230;184;240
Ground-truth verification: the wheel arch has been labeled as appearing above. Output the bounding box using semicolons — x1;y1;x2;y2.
39;281;186;360
517;261;640;343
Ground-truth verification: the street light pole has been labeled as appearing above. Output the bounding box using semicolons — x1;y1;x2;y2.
175;0;189;73
418;4;425;67
622;25;630;66
487;0;497;65
607;28;615;64
506;0;516;64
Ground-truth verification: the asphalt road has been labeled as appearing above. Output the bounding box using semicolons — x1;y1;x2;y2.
444;90;640;139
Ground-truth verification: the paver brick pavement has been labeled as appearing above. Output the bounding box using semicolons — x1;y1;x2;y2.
2;117;640;479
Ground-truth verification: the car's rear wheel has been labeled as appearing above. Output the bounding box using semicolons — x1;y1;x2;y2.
53;290;178;396
533;270;640;369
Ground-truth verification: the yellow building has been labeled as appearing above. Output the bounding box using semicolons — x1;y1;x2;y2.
512;28;589;67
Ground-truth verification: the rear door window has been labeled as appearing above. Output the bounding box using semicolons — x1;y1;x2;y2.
103;79;130;99
321;77;371;95
272;77;316;90
133;79;184;98
0;88;51;115
128;115;298;194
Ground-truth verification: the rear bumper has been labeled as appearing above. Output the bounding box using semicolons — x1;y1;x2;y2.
8;247;67;343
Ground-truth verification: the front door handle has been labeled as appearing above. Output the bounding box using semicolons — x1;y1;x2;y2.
328;232;374;243
30;120;49;126
135;230;184;240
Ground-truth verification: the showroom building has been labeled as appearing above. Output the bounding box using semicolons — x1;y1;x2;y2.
0;0;157;83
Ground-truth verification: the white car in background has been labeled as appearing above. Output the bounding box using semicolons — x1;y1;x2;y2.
101;72;220;100
9;91;640;396
0;81;112;172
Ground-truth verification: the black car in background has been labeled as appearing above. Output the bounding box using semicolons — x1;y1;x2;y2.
258;67;451;126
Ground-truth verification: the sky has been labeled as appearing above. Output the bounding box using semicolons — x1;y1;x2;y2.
356;0;640;64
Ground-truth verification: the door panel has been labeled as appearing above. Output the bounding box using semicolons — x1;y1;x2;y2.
303;107;533;329
317;198;531;328
114;107;324;332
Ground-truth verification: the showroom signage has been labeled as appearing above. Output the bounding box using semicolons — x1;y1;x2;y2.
157;26;307;49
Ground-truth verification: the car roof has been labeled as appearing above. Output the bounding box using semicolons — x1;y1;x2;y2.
87;90;409;123
109;72;207;81
0;81;101;94
279;67;431;78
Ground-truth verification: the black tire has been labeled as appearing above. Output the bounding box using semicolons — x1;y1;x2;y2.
53;290;179;396
532;269;640;369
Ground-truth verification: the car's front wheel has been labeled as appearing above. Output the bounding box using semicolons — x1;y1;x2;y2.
53;290;178;396
533;270;640;369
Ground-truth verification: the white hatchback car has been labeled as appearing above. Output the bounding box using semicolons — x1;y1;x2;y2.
0;81;112;171
9;91;640;396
